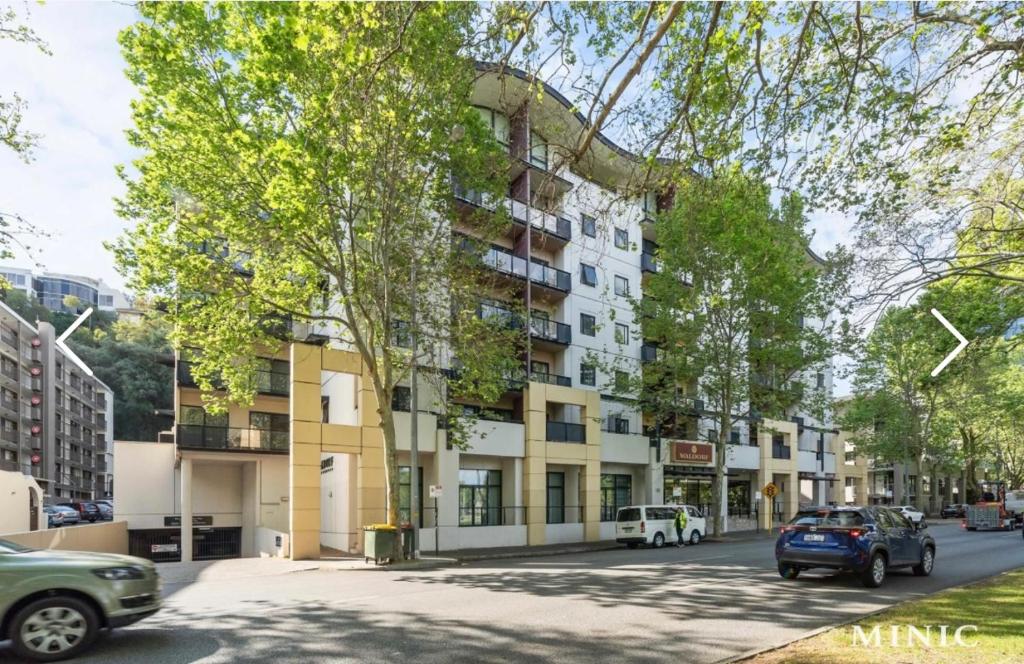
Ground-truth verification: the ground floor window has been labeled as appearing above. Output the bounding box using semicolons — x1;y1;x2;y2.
546;472;565;524
727;481;751;517
458;469;502;526
664;475;712;513
399;466;424;528
600;474;632;521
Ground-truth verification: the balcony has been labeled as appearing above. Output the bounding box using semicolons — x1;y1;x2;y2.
529;316;571;348
528;209;572;247
546;420;586;443
0;365;18;382
478;246;571;296
641;252;658;273
0;458;18;472
176;424;289;454
640;343;660;363
178;360;289;397
1;428;18;444
529;371;571;388
0;331;18;351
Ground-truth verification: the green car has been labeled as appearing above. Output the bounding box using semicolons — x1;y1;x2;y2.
0;538;161;661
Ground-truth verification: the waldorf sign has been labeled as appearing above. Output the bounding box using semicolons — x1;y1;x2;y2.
669;441;713;464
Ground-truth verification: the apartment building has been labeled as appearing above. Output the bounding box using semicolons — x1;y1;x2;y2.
0;301;114;501
0;266;132;314
116;66;866;562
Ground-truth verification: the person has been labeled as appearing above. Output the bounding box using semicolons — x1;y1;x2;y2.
674;507;688;547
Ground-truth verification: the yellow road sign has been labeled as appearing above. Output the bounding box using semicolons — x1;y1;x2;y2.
763;483;778;499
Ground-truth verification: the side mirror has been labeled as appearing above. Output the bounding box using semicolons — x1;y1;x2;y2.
916;520;928;530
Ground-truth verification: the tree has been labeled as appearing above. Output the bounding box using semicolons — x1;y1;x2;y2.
1;288;49;323
112;3;523;554
629;169;848;535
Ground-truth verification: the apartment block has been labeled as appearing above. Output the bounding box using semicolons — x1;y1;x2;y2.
115;66;868;562
0;301;114;501
0;266;132;314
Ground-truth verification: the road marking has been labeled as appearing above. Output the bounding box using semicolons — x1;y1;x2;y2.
930;308;968;376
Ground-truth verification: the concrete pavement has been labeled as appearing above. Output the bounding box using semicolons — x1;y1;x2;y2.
3;520;1020;663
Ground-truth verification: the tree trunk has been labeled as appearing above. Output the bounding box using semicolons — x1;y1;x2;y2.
928;464;939;516
377;399;403;560
711;415;729;537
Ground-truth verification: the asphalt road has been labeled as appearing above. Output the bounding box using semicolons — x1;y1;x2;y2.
4;521;1023;664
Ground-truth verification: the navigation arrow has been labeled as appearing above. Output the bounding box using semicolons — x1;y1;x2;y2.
56;307;95;377
930;308;968;377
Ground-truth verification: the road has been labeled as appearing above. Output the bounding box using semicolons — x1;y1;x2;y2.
5;521;1023;663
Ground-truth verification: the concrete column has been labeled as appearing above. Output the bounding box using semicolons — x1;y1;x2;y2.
290;343;324;560
241;461;257;557
787;470;800;520
645;442;663;503
513;457;524;526
180;457;193;563
582;391;602;542
524;385;547;546
721;464;730;534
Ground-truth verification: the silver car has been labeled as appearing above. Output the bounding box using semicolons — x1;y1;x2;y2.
0;539;161;661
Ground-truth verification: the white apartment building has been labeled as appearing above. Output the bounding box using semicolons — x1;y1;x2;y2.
114;65;866;562
0;266;133;314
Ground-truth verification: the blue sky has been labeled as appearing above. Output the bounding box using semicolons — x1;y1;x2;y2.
0;3;853;293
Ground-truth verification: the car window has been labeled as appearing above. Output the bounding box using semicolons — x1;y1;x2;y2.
617;508;641;522
889;510;913;529
687;507;700;518
788;509;864;527
0;539;35;554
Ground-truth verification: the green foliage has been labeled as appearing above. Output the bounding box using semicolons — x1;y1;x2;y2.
113;2;521;528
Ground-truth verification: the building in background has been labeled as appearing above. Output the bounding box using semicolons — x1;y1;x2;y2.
0;266;132;315
0;301;114;501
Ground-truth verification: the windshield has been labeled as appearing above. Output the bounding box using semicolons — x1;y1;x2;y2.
0;539;36;554
788;510;864;527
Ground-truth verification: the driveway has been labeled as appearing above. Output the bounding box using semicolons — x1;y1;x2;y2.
4;521;1021;663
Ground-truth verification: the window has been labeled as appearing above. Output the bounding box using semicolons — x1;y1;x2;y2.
399;466;424;527
179;405;226;428
546;472;565;524
614;275;629;297
580;263;597;286
581;215;596;238
580;313;596;337
816;372;825;389
530;360;550;377
249;412;288;450
730;429;741;445
530;131;548;169
601;474;632;521
607;415;629;434
614;371;629;392
459;469;502;526
392;386;411;412
614;228;628;249
614;323;629;344
580;363;596;386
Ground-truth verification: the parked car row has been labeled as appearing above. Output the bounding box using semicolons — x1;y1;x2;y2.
42;501;113;527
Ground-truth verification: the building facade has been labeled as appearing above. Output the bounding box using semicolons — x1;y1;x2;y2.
0;266;132;314
0;302;114;502
117;67;866;562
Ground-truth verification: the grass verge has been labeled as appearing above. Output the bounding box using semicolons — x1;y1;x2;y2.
746;567;1024;663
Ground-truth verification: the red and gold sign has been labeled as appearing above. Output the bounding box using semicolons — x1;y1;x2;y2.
669;441;713;464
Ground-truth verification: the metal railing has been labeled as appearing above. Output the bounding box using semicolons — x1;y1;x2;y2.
178;360;289;396
530;371;571;387
176;424;289;453
546;420;586;443
0;458;18;472
457;505;527;527
641;252;658;273
1;428;18;444
529;316;571;345
479;247;571;293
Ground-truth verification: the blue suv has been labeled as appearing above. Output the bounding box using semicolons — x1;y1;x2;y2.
776;506;936;587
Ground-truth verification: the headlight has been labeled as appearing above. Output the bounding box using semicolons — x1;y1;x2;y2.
92;566;146;581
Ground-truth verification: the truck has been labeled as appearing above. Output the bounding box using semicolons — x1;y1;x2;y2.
963;481;1019;531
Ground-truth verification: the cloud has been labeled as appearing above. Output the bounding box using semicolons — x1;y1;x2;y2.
0;2;138;290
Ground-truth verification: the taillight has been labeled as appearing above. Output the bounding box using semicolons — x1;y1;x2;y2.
849;529;862;538
640;521;645;533
779;526;794;534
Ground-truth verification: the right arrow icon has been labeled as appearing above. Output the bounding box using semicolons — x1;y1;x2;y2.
930;308;968;377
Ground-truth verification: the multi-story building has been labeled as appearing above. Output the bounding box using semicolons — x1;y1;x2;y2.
0;301;114;501
115;66;866;562
0;266;132;314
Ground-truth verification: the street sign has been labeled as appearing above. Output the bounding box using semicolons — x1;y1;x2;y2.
672;486;682;497
754;491;762;501
763;483;778;499
151;543;178;553
429;485;443;498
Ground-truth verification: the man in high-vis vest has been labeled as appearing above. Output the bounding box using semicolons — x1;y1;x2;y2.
674;507;688;547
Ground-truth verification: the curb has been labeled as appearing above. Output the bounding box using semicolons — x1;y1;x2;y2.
452;543;622;563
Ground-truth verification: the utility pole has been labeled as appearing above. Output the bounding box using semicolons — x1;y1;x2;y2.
409;257;420;560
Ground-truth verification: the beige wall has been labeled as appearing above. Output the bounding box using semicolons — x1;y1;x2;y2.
4;520;128;554
0;469;43;535
113;441;178;530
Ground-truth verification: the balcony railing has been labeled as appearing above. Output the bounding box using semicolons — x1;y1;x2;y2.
176;424;289;453
478;302;521;330
546;420;586;443
0;458;18;472
530;371;571;387
1;365;18;381
0;332;18;350
641;252;658;273
640;343;660;363
479;247;571;293
531;210;572;242
178;360;289;397
529;316;571;345
1;429;18;444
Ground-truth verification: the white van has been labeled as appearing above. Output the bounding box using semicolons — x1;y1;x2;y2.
615;504;707;548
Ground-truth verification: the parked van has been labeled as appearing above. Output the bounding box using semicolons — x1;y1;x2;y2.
615;504;707;548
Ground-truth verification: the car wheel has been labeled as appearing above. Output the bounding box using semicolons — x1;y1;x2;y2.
10;595;99;662
913;546;935;576
861;552;887;588
652;532;665;548
778;563;799;580
689;530;701;545
626;542;639;549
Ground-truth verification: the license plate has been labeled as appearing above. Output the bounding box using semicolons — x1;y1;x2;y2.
804;534;825;542
622;527;634;532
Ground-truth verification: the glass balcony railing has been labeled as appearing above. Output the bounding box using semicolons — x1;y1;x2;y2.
529;316;571;345
530;371;571;387
546;420;586;443
479;247;571;293
176;424;289;453
641;252;658;273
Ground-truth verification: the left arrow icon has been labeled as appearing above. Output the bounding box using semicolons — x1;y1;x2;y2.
930;308;968;377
